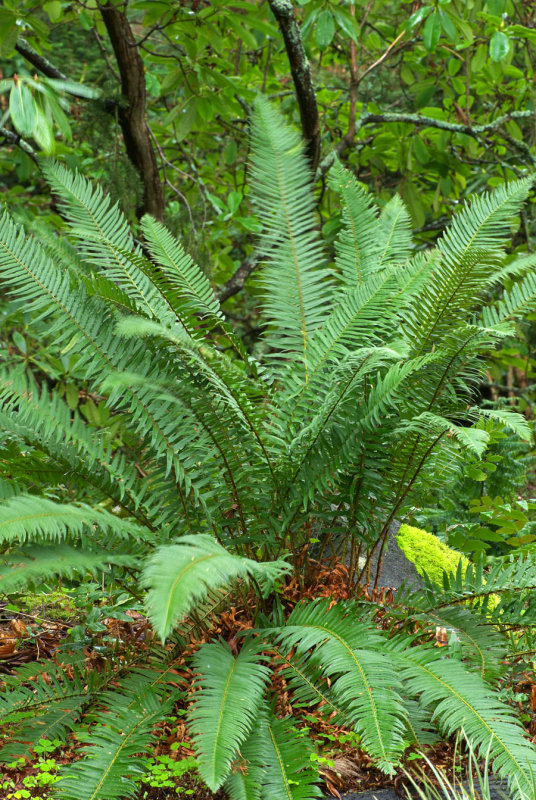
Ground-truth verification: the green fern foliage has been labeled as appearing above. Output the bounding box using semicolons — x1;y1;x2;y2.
401;648;536;799
0;661;91;763
58;675;177;800
0;99;535;800
249;97;333;373
269;599;409;774
189;639;271;790
233;707;322;800
142;534;291;640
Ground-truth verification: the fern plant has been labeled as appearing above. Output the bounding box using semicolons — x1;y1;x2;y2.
1;98;536;799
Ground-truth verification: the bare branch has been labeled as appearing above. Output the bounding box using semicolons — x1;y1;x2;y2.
318;108;536;175
218;255;258;304
15;38;66;80
0;127;37;159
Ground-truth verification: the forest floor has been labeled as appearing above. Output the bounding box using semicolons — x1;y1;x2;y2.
1;560;535;800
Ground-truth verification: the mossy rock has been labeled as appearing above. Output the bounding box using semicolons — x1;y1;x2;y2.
397;524;470;586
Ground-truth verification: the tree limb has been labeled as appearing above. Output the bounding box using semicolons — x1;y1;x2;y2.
15;38;66;80
319;108;536;175
268;0;320;173
0;127;36;159
14;24;164;220
218;255;258;304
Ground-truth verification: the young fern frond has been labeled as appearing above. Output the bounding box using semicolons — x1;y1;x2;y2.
189;639;271;790
377;194;413;266
329;159;381;287
249;97;333;375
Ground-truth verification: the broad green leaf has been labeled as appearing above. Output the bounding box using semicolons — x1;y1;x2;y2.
489;31;510;62
487;0;506;14
333;8;358;43
423;11;441;50
32;103;55;154
0;23;18;57
9;81;36;137
406;6;430;31
439;8;456;41
316;10;335;49
44;1;62;21
46;78;101;100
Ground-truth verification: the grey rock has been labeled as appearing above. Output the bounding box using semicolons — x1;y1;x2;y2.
358;520;424;594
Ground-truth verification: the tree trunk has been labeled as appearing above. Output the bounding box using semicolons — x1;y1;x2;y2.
99;2;165;220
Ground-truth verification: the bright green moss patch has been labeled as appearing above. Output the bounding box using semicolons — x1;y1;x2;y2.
397;524;470;585
18;590;77;622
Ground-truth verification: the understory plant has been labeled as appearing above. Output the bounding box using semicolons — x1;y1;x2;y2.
1;99;536;799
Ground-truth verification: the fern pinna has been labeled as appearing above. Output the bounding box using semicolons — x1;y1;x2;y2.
0;98;536;799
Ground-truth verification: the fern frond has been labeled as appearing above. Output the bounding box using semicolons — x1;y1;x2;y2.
330;159;381;286
394;597;507;680
138;215;250;359
189;639;270;790
236;706;321;800
57;677;176;800
0;543;138;593
377;195;413;266
143;535;291;640
249;97;333;374
473;407;532;441
400;647;536;797
482;269;536;326
40;160;170;323
405;179;532;353
0;661;91;762
269;599;408;773
0;494;147;545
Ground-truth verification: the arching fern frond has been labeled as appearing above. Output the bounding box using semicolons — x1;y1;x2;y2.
142;535;291;641
0;661;92;762
57;676;177;800
233;706;321;800
0;543;138;594
377;195;413;266
269;599;408;774
40;159;170;324
0;494;148;546
400;647;536;799
330;159;381;287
